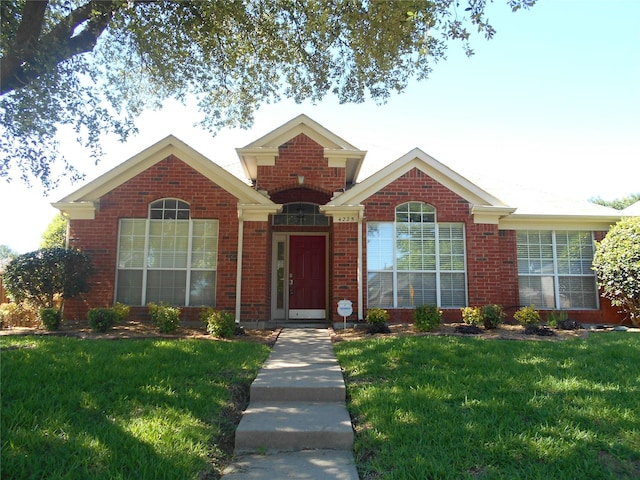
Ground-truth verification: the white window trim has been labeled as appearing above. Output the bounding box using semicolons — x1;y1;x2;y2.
116;217;218;306
367;213;468;309
517;230;599;310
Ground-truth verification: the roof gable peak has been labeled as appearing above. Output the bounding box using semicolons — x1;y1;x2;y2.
330;147;508;208
236;114;367;183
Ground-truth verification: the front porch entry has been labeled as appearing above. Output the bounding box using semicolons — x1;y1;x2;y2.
272;234;327;322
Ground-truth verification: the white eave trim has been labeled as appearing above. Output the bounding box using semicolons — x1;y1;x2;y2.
51;201;97;220
498;214;622;231
238;204;283;222
471;205;517;224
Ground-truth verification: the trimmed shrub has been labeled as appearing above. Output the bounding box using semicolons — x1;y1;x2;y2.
147;302;181;334
481;304;504;330
461;306;482;326
2;248;93;309
366;308;390;324
111;302;130;322
201;308;236;339
366;308;390;334
39;307;62;331
414;304;442;332
513;305;541;327
88;308;119;333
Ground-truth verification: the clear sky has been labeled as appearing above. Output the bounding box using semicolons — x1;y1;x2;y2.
1;0;639;254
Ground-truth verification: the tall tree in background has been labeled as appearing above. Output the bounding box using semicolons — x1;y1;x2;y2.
40;213;68;249
590;193;640;210
1;0;535;190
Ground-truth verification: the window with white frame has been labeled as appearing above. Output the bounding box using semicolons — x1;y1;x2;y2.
517;230;598;309
116;199;218;306
367;202;467;308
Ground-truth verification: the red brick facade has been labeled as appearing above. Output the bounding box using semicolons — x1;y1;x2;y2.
58;118;625;326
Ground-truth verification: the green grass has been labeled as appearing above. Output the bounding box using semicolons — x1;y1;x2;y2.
1;336;270;480
335;334;640;480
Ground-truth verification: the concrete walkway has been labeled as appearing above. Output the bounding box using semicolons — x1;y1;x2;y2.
222;328;359;479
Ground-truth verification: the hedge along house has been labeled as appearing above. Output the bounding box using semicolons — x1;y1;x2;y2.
53;114;626;326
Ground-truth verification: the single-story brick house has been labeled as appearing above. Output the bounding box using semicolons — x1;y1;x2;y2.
53;114;627;326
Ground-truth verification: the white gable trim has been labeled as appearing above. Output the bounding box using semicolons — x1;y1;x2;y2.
236;114;367;182
329;148;509;209
53;135;274;219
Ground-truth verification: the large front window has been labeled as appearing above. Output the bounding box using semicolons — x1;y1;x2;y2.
367;202;467;308
517;230;598;309
116;199;218;306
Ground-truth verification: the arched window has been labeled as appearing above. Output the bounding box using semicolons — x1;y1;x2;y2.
272;202;329;226
149;198;190;219
116;198;218;306
366;202;467;308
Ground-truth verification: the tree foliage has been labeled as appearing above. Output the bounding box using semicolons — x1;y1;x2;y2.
2;247;94;308
590;193;640;210
592;217;640;326
1;0;535;190
0;244;18;261
40;213;68;249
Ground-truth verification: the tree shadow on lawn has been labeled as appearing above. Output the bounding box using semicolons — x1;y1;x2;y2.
1;337;268;479
337;334;640;480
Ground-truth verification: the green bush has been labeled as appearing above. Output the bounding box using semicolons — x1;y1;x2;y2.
513;305;540;327
593;216;640;326
481;304;504;330
414;304;442;332
147;302;181;334
201;308;236;338
111;302;130;322
546;310;567;328
461;306;482;326
2;248;93;309
39;307;62;331
366;308;390;324
88;308;119;333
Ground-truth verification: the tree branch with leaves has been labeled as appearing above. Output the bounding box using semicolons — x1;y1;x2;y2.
1;0;536;190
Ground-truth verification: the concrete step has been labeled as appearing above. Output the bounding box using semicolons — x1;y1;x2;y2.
250;362;346;402
222;449;359;479
234;402;354;453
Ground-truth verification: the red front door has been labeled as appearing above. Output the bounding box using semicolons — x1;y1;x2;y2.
289;235;326;319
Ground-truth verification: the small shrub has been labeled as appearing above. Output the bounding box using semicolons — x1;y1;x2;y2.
201;308;236;338
88;308;119;333
39;307;62;331
461;306;482;326
111;302;130;322
147;302;181;334
365;308;390;334
414;304;442;332
481;304;504;330
513;305;541;327
546;310;568;328
366;308;390;324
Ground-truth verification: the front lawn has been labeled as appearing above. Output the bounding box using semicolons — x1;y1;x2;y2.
335;333;640;479
1;336;270;479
